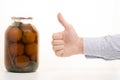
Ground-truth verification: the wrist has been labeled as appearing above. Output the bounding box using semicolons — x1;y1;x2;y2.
77;37;83;54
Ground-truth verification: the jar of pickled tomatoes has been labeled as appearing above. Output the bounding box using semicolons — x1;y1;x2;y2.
5;17;38;72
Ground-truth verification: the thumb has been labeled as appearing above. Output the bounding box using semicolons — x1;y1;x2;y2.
57;13;70;30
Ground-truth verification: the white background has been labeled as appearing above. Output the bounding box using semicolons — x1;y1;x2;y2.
0;0;120;80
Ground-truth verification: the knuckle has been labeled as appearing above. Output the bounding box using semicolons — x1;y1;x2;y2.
55;50;64;57
53;46;55;50
52;33;55;39
55;52;62;57
51;40;54;45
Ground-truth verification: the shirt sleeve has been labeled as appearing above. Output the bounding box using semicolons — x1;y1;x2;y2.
84;34;120;60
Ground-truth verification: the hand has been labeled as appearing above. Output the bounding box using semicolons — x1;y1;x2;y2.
52;13;83;57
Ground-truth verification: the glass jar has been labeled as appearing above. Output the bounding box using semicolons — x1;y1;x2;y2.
5;17;38;73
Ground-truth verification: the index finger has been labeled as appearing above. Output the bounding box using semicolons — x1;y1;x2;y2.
52;32;63;40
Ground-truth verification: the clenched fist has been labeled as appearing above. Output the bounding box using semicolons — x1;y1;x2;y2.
52;13;83;57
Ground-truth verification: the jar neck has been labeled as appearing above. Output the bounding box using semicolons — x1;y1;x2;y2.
11;17;33;24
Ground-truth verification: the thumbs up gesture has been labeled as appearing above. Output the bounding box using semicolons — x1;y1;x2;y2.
52;13;83;57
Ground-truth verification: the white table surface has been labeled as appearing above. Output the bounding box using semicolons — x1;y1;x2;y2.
1;55;120;80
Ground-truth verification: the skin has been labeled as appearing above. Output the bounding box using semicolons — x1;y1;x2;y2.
52;13;83;57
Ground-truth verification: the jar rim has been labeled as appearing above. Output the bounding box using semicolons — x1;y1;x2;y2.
11;17;33;20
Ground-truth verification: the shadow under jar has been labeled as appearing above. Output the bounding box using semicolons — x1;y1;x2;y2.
5;17;38;73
